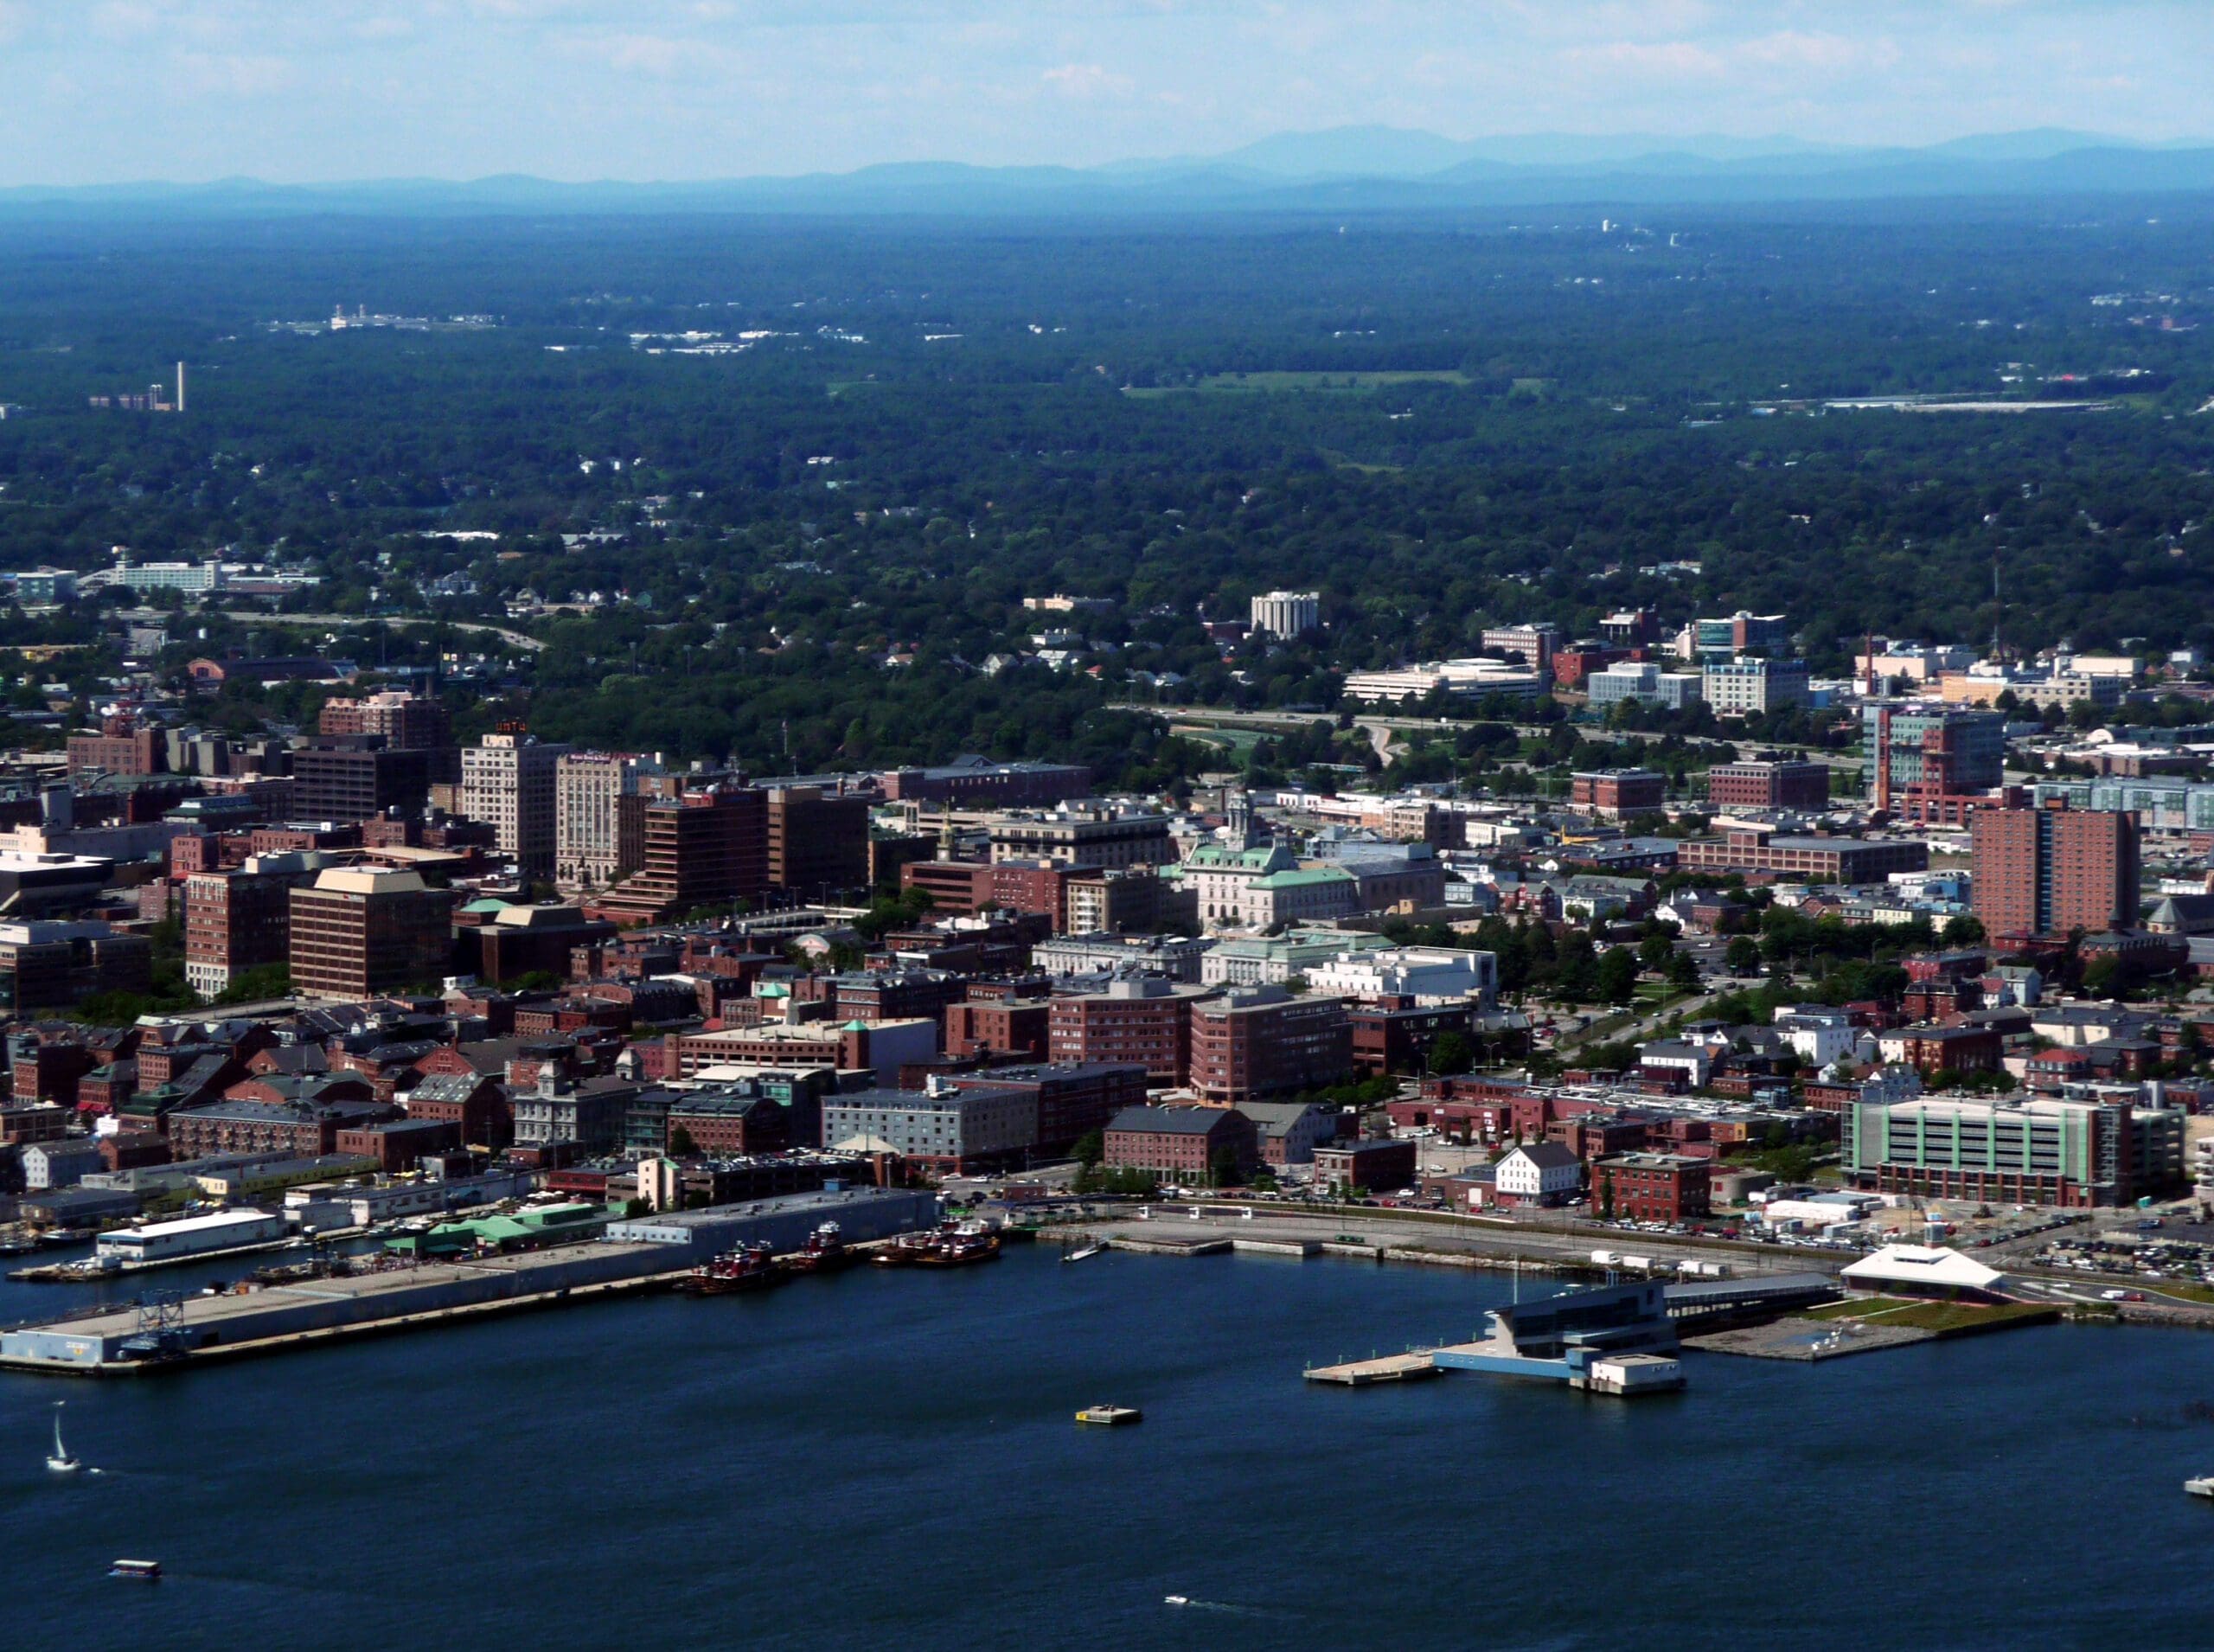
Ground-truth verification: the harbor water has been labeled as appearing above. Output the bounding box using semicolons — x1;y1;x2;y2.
3;1242;2211;1649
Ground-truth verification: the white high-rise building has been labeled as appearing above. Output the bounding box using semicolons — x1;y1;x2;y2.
1249;591;1321;639
554;751;662;890
460;730;571;877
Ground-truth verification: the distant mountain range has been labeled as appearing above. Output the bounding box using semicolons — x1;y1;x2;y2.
7;128;2214;216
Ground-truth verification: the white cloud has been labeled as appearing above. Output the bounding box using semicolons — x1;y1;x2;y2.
1043;62;1136;99
174;51;298;96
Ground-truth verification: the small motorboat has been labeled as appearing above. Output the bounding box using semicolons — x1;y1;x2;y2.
1164;1595;1189;1608
1076;1404;1142;1426
1062;1242;1105;1264
109;1559;161;1582
47;1403;80;1474
2186;1475;2214;1499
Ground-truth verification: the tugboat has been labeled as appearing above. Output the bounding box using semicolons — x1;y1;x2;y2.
915;1219;1001;1268
786;1221;854;1275
870;1230;938;1267
675;1240;788;1296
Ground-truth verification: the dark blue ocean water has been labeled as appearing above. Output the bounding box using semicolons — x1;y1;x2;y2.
3;1243;2211;1651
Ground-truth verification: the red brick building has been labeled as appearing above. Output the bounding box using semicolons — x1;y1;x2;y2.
1347;1000;1475;1079
1550;1114;1654;1162
899;859;995;917
586;784;769;926
1047;980;1211;1083
1971;803;2140;940
1592;1152;1712;1222
1552;645;1630;690
1570;769;1666;817
168;1093;396;1157
1677;826;1928;882
1310;1137;1417;1195
765;784;870;900
1705;759;1833;812
182;868;298;998
1187;989;1351;1104
1889;1023;2004;1075
944;997;1051;1061
289;868;456;1000
66;714;161;778
945;1062;1148;1153
335;1117;462;1171
400;1071;513;1149
666;1093;787;1156
1103;1104;1257;1184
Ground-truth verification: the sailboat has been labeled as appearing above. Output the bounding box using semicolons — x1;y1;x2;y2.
47;1402;80;1473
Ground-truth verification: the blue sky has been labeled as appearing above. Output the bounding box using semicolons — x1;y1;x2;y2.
4;1;2212;184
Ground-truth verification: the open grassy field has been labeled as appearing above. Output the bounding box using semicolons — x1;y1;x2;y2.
1802;1297;2055;1333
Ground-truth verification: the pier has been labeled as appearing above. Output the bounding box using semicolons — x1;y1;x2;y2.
1303;1351;1443;1385
1305;1278;1688;1396
0;1188;937;1377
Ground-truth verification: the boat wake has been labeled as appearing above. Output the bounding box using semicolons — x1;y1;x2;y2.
1163;1595;1294;1619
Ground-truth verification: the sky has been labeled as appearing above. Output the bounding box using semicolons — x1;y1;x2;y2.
4;0;2214;185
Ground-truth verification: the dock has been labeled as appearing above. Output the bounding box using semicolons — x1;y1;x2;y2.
1304;1351;1443;1386
0;1188;939;1377
1104;1234;1232;1258
1305;1277;1689;1397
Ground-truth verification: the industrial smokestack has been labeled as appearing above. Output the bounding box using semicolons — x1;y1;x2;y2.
176;361;186;413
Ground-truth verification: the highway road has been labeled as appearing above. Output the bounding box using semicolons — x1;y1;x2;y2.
259;612;547;653
1115;701;1744;752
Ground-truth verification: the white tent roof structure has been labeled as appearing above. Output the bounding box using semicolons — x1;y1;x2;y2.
1840;1244;2004;1294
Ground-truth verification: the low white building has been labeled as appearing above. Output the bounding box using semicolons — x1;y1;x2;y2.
1305;945;1498;1008
1840;1244;2007;1300
1773;1006;1859;1067
1494;1142;1584;1205
1341;658;1545;706
1637;1039;1719;1089
1761;1197;1874;1232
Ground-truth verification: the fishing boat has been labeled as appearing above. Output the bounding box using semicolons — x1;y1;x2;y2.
786;1221;854;1275
47;1403;80;1473
109;1559;161;1582
674;1240;787;1296
2187;1475;2214;1499
1062;1241;1104;1264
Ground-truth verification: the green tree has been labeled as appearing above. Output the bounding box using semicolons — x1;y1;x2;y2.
1597;946;1641;1005
669;1126;700;1157
216;962;292;1003
1667;951;1703;994
1725;936;1763;975
1427;1030;1474;1075
1941;913;1987;948
1072;1129;1104;1168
